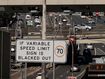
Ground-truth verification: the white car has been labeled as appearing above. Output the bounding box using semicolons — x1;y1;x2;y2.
34;17;41;24
62;18;67;22
26;20;33;26
36;24;41;28
74;24;92;31
66;23;71;26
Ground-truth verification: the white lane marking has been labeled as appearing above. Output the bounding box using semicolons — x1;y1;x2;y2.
97;48;105;55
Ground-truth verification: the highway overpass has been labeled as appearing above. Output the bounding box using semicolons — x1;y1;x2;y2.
11;34;105;45
0;0;105;5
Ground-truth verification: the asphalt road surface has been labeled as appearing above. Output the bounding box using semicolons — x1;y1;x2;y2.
78;43;105;56
46;65;87;79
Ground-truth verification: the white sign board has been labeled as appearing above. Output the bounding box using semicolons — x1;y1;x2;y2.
16;39;67;63
54;40;67;63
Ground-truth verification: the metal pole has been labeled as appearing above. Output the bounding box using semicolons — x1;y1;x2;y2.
1;31;3;79
42;0;46;79
53;41;55;79
53;63;55;79
20;63;23;79
71;41;74;76
53;14;56;35
71;13;74;76
42;0;46;39
96;16;97;23
52;13;58;79
24;16;31;79
24;63;27;79
24;21;29;79
94;47;97;55
15;18;24;79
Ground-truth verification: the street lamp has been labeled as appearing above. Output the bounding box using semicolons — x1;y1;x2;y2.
69;36;79;73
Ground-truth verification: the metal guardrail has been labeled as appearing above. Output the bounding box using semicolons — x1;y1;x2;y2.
11;37;105;46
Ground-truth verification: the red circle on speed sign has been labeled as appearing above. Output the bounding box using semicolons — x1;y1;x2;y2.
55;45;65;57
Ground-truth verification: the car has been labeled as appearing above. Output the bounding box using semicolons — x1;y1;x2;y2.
66;23;71;26
62;18;67;22
36;24;41;28
74;24;92;31
34;17;41;24
26;20;33;26
70;66;80;72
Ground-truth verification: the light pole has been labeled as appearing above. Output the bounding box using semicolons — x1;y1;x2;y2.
42;0;46;79
69;36;79;74
68;10;79;73
42;0;46;39
71;39;75;76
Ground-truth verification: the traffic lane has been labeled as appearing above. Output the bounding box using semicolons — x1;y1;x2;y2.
11;66;41;79
72;15;84;24
78;44;95;55
98;16;105;24
79;43;105;56
46;65;87;79
75;24;105;35
93;16;105;24
94;43;105;49
73;15;88;24
94;43;105;55
101;16;105;23
46;65;70;79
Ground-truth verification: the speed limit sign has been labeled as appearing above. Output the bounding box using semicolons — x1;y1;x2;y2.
54;40;67;63
55;45;65;57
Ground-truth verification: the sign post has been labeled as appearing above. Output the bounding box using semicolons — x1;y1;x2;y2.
54;40;67;63
16;39;67;79
42;0;46;79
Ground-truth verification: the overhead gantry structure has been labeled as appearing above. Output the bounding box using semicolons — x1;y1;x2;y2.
0;0;105;5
